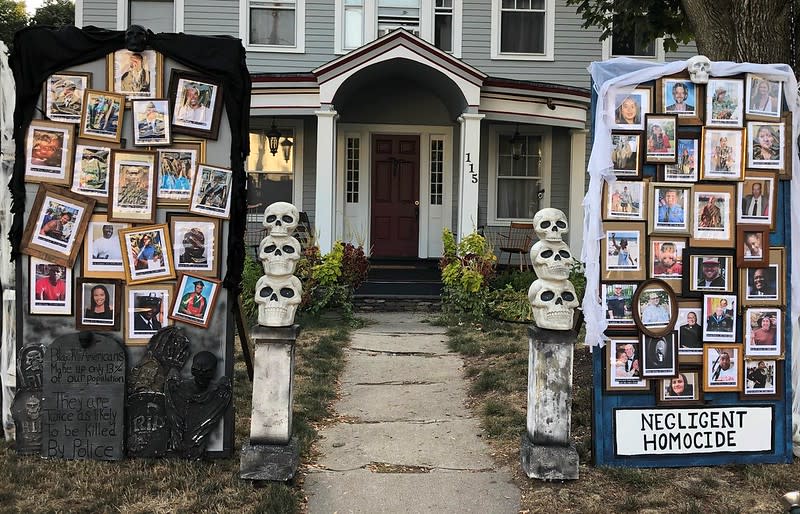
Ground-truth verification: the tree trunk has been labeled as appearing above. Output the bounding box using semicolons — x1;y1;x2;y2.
681;0;792;66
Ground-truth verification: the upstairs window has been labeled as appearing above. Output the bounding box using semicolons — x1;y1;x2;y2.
602;11;663;60
377;0;420;37
343;0;365;50
434;0;453;52
243;0;306;52
491;0;554;60
129;0;174;33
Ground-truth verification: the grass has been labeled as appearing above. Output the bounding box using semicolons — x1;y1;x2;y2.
0;316;354;514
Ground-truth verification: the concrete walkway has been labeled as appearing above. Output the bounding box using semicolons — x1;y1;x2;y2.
304;312;521;513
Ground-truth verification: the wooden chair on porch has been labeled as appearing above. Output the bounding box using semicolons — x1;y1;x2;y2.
497;222;536;271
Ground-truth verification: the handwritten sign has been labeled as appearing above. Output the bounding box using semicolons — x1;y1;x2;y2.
41;333;126;460
615;407;773;456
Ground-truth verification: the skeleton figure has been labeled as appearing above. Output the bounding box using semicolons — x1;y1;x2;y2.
533;208;569;242
125;25;149;53
687;55;711;85
258;235;301;276
528;278;579;331
128;326;191;395
530;240;573;281
255;274;303;327
18;345;45;391
263;202;299;237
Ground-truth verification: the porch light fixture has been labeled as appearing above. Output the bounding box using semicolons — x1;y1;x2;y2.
510;125;524;161
280;137;294;163
267;119;281;156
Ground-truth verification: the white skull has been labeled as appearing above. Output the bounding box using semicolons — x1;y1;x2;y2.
687;55;711;84
263;202;299;237
528;278;578;331
258;235;301;276
255;275;303;327
533;208;568;242
530;240;573;281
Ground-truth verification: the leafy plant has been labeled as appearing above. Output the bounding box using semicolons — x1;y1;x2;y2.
340;243;370;291
439;229;497;319
490;269;537;292
239;255;264;323
487;285;532;323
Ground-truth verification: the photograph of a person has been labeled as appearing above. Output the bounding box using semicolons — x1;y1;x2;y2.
747;122;784;169
603;283;636;329
636;288;672;328
24;120;74;185
676;304;703;355
737;172;775;225
745;74;782;119
170;71;223;139
744;266;778;301
692;187;734;246
657;372;702;404
645;114;678;163
704;345;742;392
744;308;782;357
650;239;685;279
743;360;778;397
126;285;172;345
738;227;767;267
641;333;677;378
28;257;72;315
71;144;111;200
77;279;120;330
604;230;640;271
705;79;744;127
610;89;650;131
604;181;645;220
702;294;737;342
190;164;233;219
108;150;158;223
650;185;690;233
157;142;202;204
701;128;744;180
43;72;91;123
610;133;641;177
119;224;176;285
109;49;161;100
692;256;730;291
663;138;699;182
170;215;220;277
606;338;648;391
79;90;125;143
133;99;171;146
83;215;130;279
663;80;696;114
169;274;221;328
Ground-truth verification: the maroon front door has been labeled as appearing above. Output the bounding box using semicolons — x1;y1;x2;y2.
371;134;420;258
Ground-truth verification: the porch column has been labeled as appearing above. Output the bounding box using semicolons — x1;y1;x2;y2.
568;128;587;256
314;107;338;254
457;112;484;240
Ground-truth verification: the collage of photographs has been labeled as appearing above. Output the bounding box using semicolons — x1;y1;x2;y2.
602;72;788;403
20;49;230;344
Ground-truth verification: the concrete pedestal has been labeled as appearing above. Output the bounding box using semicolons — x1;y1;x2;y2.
520;432;579;480
240;437;300;482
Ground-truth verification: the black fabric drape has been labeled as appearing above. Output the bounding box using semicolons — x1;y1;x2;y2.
9;25;251;291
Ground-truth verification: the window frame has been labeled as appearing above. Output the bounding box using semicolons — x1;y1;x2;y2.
119;0;180;31
490;0;555;61
246;119;305;209
601;21;665;60
239;0;306;54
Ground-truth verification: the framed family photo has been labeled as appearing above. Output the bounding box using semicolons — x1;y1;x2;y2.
706;79;744;127
168;213;221;277
702;294;737;343
28;256;72;316
132;99;171;146
602;282;638;332
108;49;163;102
82;214;130;279
736;226;769;268
641;333;677;379
169;70;224;139
601;222;646;281
21;185;95;268
745;74;782;120
741;360;782;400
656;371;703;405
691;184;735;248
157;139;205;205
79;89;125;144
743;307;783;358
169;274;222;328
108;150;158;224
746;121;784;170
682;248;735;297
43;71;91;124
190;164;233;219
740;247;784;307
25;120;75;186
632;278;677;338
603;180;646;221
645;114;678;163
676;299;703;361
701;128;744;181
125;283;173;345
610;132;642;178
648;183;691;235
605;337;648;392
656;75;704;125
703;345;742;392
119;224;176;285
609;88;651;131
662;137;700;182
76;278;121;331
737;171;776;227
71;143;112;201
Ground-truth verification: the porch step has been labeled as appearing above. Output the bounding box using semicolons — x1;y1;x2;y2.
354;296;441;313
355;258;443;300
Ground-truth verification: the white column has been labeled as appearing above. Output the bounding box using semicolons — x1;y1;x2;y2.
568;129;587;256
457;112;484;241
315;108;338;254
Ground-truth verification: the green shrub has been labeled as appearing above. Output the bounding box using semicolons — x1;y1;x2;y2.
439;229;496;318
487;285;532;323
490;269;537;292
239;255;264;323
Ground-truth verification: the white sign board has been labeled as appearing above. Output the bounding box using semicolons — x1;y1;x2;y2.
615;407;773;456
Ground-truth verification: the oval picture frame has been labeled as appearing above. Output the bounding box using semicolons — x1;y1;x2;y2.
632;278;678;337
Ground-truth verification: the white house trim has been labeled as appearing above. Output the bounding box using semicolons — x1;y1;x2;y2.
315;108;339;253
116;0;125;29
75;0;84;28
568;128;587;256
457;112;484;240
175;0;184;32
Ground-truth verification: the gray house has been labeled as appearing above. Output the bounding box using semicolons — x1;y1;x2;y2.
77;0;695;259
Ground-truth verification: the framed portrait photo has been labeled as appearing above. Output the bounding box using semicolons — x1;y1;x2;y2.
169;70;224;139
119;224;176;285
702;294;738;343
662;137;700;182
108;150;158;224
640;332;677;379
740;247;784;307
82;214;130;279
701;128;744;181
610;132;642;178
602;180;646;221
676;300;703;361
656;75;704;125
157;139;205;205
648;237;686;293
125;283;173;345
741;360;782;400
79;89;125;144
632;278;677;338
24;120;75;186
43;71;91;124
703;345;742;392
189;164;233;219
655;371;703;405
28;256;73;316
76;278;121;331
132;99;171;146
743;307;783;358
644;114;678;163
601;222;646;281
746;121;784;170
609;87;651;131
648;183;691;235
736;225;769;268
71;143;112;202
737;171;776;227
682;248;735;297
602;282;638;332
705;79;744;128
21;185;95;268
690;184;735;248
107;49;163;102
605;337;649;392
745;74;783;120
168;213;221;277
169;274;222;328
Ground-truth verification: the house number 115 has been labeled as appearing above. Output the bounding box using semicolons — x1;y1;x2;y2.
465;153;478;183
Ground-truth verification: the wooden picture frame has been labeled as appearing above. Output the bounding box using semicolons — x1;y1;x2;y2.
681;247;736;298
743;307;783;358
189;163;233;219
744;74;783;120
602;282;639;333
108;149;158;224
690;184;736;248
610;132;643;178
661;136;700;182
24;120;75;186
702;293;738;343
648;236;686;294
736;225;769;268
107;49;163;103
609;87;651;131
741;360;782;400
82;214;130;279
71;142;112;202
602;180;647;221
779;111;792;180
655;371;704;405
676;299;703;363
640;332;678;379
705;78;744;128
740;247;785;307
632;278;678;338
21;185;95;268
656;74;704;125
601;221;646;281
118;224;176;285
157;138;206;205
132;98;172;146
79;89;125;144
42;71;91;124
76;278;121;331
648;182;691;236
125;282;174;345
168;213;221;278
169;273;222;328
703;344;743;392
746;121;785;171
28;256;73;316
644;113;678;163
605;337;649;392
169;70;224;140
701;127;745;181
737;170;777;227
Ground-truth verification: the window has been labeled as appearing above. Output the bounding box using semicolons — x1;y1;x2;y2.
246;129;296;208
430;137;444;205
129;0;174;32
434;0;453;52
601;13;664;60
241;0;306;52
377;0;420;37
343;0;365;50
346;137;360;203
490;0;554;60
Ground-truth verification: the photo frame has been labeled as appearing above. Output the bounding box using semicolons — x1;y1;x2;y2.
76;278;121;331
189;163;233;219
745;74;783;120
119;224;176;285
746;121;784;171
737;171;776;227
600;222;646;281
645;114;678;163
609;87;651;131
71;143;112;201
741;360;782;400
108;150;158;224
169;274;222;328
640;332;678;379
605;337;649;392
655;371;703;405
21;185;95;268
168;213;221;278
648;237;686;294
43;71;91;124
690;184;735;248
107;49;163;102
780;112;793;180
676;300;703;362
610;132;642;178
703;344;743;392
125;282;173;345
169;70;224;139
24;120;75;186
656;75;704;125
705;78;744;127
648;183;691;235
682;247;736;297
736;225;769;268
702;293;738;343
602;282;638;333
740;247;785;307
82;214;131;279
132;99;172;146
28;256;72;316
632;278;677;338
602;180;646;221
157;139;206;205
743;307;783;358
78;89;125;144
701;127;745;181
662;137;700;182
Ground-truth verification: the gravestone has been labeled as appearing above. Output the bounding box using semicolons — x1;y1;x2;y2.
41;332;126;460
127;391;169;458
11;344;45;455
